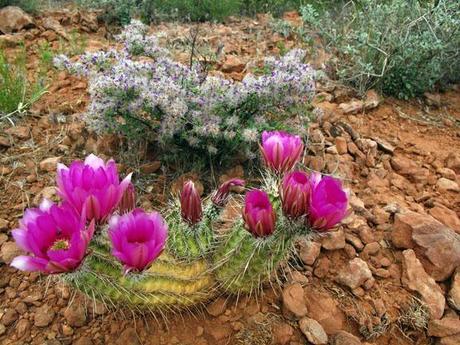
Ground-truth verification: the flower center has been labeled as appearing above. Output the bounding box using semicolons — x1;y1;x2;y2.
51;239;70;250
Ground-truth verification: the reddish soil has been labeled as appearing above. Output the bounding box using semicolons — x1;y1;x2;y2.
1;8;459;345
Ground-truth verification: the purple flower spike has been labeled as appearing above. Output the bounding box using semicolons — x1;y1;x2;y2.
56;154;133;222
11;199;95;274
308;174;349;232
242;189;276;238
280;171;310;218
211;178;245;206
260;131;304;173
109;209;168;274
180;181;202;225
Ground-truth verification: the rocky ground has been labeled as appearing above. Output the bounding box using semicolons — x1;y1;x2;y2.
1;5;460;345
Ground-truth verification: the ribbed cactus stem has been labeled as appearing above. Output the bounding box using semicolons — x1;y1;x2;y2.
214;218;294;294
166;202;218;261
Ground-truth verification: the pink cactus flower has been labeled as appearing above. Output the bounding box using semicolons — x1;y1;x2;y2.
56;154;133;222
242;189;276;237
280;171;310;218
211;178;245;206
260;131;304;173
180;180;202;225
308;173;349;232
11;199;95;274
109;209;168;274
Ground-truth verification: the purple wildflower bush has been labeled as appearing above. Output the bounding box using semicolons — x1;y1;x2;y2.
54;20;316;161
10;130;349;306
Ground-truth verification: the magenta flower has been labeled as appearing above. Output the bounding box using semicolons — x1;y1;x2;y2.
56;154;132;222
11;199;95;274
242;189;276;237
308;173;349;232
211;178;245;206
260;131;304;173
109;209;168;274
280;171;310;218
180;180;202;225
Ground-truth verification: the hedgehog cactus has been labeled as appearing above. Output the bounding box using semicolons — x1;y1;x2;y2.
11;131;349;312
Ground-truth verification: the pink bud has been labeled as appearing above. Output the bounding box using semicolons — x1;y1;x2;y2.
260;131;304;173
211;178;245;206
180;180;202;225
242;189;276;237
280;171;310;218
119;183;136;214
308;174;349;232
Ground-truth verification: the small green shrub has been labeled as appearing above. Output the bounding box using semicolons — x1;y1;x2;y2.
301;0;460;99
78;0;305;24
0;47;47;120
55;21;315;167
0;0;40;13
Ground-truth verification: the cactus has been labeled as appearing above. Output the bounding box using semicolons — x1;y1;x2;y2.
166;202;219;261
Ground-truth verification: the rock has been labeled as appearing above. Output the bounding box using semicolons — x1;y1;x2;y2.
299;317;328;344
207;323;233;341
332;331;361;345
445;152;460;174
437;178;460;193
345;233;364;251
373;137;395;154
42;17;69;40
424;92;442;107
206;297;227;317
1;308;18;326
439;334;460;345
282;283;308;318
0;6;34;34
139;161;161;174
0;218;8;231
1;241;23;264
272;322;294;345
448;268;460;311
5;126;30;140
0;135;11;147
335;137;348;155
64;302;87;327
338;100;364;114
0;324;4;336
437;167;457;180
299;241;321;266
74;337;93;345
392;211;460;281
361;242;380;257
390;156;430;183
39;157;61;172
304;290;345;334
313;257;330;278
221;55;246;73
429;204;460;233
321;229;346;250
34;305;55;327
336;258;372;290
364;89;382;110
401;249;445;319
428;315;460;337
116;328;140;345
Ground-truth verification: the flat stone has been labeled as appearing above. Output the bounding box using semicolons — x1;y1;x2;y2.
321;229;345;250
0;6;34;34
448;268;460;311
282;283;308;318
299;317;328;344
304;290;345;335
428;316;460;337
39;157;61;172
392;210;460;281
0;241;24;264
34;305;55;327
429;204;460;233
437;178;460;193
299;241;321;266
401;249;445;319
332;331;361;345
336;258;372;290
